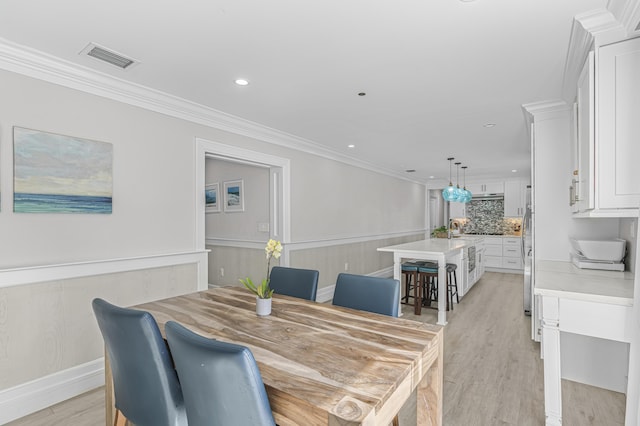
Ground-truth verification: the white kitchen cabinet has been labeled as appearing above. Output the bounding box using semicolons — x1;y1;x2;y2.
597;37;640;210
467;182;504;195
481;236;524;270
484;236;503;268
475;247;485;280
571;38;640;217
572;51;595;213
504;180;525;217
503;237;523;270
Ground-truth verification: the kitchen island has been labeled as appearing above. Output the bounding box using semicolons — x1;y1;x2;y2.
378;237;482;325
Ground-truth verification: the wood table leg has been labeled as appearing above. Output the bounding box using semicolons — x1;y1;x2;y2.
417;329;443;425
105;350;114;426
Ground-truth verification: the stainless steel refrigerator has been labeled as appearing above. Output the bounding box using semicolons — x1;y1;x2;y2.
522;186;533;316
522;185;539;341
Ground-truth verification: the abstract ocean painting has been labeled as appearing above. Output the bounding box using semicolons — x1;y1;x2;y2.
13;127;113;214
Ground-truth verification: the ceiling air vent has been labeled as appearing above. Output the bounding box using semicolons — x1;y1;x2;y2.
80;43;138;70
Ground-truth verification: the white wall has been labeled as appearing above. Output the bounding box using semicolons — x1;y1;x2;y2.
533;108;619;262
205;158;270;241
0;70;198;269
0;65;427;420
290;154;425;241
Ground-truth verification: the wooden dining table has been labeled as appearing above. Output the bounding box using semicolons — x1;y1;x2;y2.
105;286;443;426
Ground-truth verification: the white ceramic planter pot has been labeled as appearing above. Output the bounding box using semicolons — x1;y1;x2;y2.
256;297;272;316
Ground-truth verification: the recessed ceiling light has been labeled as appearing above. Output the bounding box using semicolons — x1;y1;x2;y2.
347;144;355;148
483;123;496;128
429;176;436;179
512;169;518;173
235;79;249;86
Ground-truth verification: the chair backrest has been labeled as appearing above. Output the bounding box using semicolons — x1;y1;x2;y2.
332;273;400;317
268;266;319;301
91;298;186;426
165;321;276;426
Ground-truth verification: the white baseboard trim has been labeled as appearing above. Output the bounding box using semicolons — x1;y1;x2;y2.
367;266;394;278
0;358;105;424
485;267;524;275
316;285;335;303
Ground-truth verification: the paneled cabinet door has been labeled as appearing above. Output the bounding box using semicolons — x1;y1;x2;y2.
504;180;524;217
597;37;640;209
467;182;504;195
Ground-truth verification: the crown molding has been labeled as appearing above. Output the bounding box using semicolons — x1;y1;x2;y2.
521;99;571;137
522;100;570;120
561;9;624;101
0;37;424;185
608;0;640;36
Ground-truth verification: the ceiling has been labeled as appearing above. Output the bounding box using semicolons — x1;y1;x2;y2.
0;0;610;184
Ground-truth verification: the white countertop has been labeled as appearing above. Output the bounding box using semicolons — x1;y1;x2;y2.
377;238;476;256
534;260;634;306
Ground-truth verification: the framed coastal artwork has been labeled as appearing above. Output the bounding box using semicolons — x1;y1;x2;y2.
13;127;113;214
205;182;220;213
223;179;244;212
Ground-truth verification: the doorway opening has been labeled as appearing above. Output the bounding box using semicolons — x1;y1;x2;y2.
194;137;291;259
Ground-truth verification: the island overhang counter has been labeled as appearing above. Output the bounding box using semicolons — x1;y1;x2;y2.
378;237;481;325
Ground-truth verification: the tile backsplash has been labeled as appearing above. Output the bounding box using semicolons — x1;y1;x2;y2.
458;199;522;235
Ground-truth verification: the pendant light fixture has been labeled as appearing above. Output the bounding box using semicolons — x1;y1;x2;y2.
442;157;459;202
454;162;462;202
460;166;472;203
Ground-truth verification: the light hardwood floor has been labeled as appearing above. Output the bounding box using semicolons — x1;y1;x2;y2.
8;272;626;425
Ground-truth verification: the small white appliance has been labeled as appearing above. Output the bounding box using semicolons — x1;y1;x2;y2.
569;238;626;271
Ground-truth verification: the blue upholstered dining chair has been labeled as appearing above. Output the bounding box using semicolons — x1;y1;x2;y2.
91;298;187;426
165;321;276;426
268;266;319;301
332;273;400;317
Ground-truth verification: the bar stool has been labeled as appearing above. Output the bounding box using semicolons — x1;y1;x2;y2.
417;262;439;315
401;261;421;306
446;263;460;310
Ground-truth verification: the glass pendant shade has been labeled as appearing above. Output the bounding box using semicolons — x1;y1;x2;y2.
459;188;472;203
460;166;472;203
442;185;459;202
441;157;458;201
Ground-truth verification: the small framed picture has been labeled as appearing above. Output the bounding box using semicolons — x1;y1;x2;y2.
224;179;244;212
205;182;219;213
